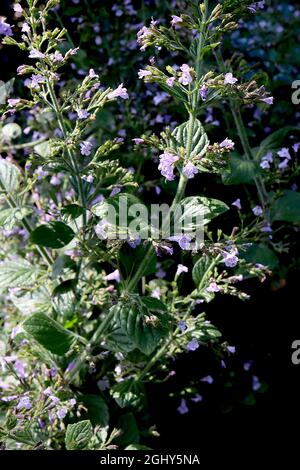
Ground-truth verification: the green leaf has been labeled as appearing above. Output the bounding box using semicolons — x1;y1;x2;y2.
11;289;51;315
1;123;22;141
241;243;279;269
110;379;145;410
192;256;214;287
170;119;209;157
30;221;75;248
116;413;139;448
223;155;260;185
109;298;169;356
0;260;41;292
0;207;31;230
61;204;84;220
34;141;52;158
65;420;93;450
173;196;229;234
23;312;74;355
0;158;21;193
119;243;157;279
0;79;14;105
80;395;109;427
270;191;300;223
52;280;77;318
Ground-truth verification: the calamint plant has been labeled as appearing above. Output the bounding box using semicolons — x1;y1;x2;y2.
0;0;273;450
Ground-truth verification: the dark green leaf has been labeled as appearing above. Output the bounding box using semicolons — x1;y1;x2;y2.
65;420;93;450
80;395;109;427
30;221;75;248
271;191;300;223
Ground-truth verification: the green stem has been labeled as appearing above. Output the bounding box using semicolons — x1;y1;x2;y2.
46;80;87;225
0;136;48;153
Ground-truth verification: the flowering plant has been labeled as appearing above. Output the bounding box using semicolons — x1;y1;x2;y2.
0;0;299;450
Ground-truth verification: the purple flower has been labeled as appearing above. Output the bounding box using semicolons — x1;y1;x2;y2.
138;69;152;79
0;19;13;36
56;407;68;420
105;269;120;283
260;96;273;105
50;175;61;186
232;198;241;210
224;72;238;85
187;339;199;351
7;98;20;107
182;161;198;179
171;15;183;28
83;174;94;183
16;396;31;410
80;141;93;156
252;205;263;216
223;252;238;268
89;68;98;78
168;235;191;250
110;187;121;197
227;345;236;354
77;109;90;119
176;264;188;276
14;360;26;379
132;138;144;145
200;375;214;384
127;237;141;248
29;49;45;59
29;74;45;89
166;77;176;87
260;223;272;233
206;282;220;293
177;398;189;415
191;394;203;403
158;152;179;181
178;320;187;332
200;85;208;100
278;159;289;170
293;142;300;153
277;147;291;160
252;375;261;391
243;360;253;371
220;138;235;150
21;22;30;33
179;64;193;85
54;51;64;62
14;4;23;13
107;83;128;100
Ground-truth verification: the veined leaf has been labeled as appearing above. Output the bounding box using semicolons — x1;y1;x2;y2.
0;260;41;292
0;158;21;193
170;119;209;157
65;420;93;450
271;191;300;223
23;312;74;355
30;221;75;249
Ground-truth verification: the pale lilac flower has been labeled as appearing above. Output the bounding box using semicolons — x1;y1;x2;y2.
138;69;152;79
17;65;27;75
158;152;179;181
0;19;13;36
293;142;300;153
277;148;291;160
201;375;214;384
223;252;238;268
168;235;191;250
151;287;161;299
80;141;93;156
179;64;193;85
14;4;23;13
21;22;30;33
224;72;238;85
69;398;76;407
278;159;289;170
243;360;253;371
206;282;220;293
187;339;199;351
83;175;94;183
232;198;241;210
50;175;61;186
260;224;272;233
16;396;31;410
176;264;188;276
178;320;187;332
252;205;263;216
182;161;198;179
227;345;236;353
221;360;226;368
29;74;45;89
107;83;128;100
177;398;189;415
77;109;90;119
7;98;20;107
171;15;183;27
57;407;68;420
153;92;169;106
54;51;64;62
14;360;26;379
252;375;261;391
220;138;235;150
29;49;45;59
260;151;273;169
200;85;208;100
260;96;273;105
133;138;144;145
166;77;176;87
105;269;121;283
89;68;98;78
110;187;121;197
127;237;141;248
191;394;203;402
